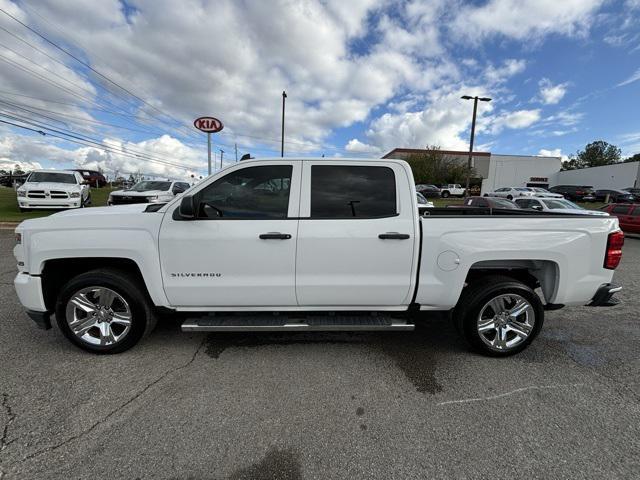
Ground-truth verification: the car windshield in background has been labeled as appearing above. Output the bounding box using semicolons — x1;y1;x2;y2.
532;188;549;192
515;188;531;191
27;172;77;184
543;199;581;210
416;193;428;204
130;181;172;192
493;199;518;208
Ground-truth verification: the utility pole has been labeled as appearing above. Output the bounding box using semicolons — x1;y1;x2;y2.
461;95;491;197
219;149;224;170
207;132;212;175
235;143;238;162
281;90;287;157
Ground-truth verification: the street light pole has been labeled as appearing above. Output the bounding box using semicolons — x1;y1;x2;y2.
461;95;491;197
219;149;224;170
207;132;212;175
281;91;287;157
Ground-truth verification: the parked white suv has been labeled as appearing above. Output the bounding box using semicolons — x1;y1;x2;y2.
16;170;90;211
486;187;536;200
108;180;190;205
439;184;466;198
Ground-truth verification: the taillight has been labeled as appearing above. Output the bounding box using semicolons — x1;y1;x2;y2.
604;231;624;270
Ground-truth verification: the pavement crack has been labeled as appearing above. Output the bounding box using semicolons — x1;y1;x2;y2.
14;337;206;467
1;393;17;452
436;383;587;406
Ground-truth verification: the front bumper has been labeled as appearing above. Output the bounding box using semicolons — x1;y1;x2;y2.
588;283;622;307
14;273;52;329
18;198;81;209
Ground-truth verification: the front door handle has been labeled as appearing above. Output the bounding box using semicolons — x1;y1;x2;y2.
379;232;410;240
259;232;292;240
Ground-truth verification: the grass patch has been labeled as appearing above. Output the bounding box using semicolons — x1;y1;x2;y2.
0;186;117;222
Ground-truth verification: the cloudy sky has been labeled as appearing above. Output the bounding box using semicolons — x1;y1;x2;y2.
0;0;639;179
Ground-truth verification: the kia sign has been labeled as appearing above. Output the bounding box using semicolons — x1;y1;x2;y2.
194;116;224;133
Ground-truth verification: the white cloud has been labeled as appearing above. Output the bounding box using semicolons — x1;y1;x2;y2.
538;78;568;104
450;0;605;42
0;130;204;180
617;68;640;87
538;148;569;162
344;139;381;155
484;59;527;84
484;109;541;134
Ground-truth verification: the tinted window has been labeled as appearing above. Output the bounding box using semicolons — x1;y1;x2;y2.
199;165;292;219
631;208;640;216
492;199;518;209
131;181;172;191
311;165;396;218
612;205;631;214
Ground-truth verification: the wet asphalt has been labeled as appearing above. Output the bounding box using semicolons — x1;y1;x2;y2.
0;230;638;479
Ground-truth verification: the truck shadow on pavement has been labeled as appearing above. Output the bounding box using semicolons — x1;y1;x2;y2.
158;312;464;395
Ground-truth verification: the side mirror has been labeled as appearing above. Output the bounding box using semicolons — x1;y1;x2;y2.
179;195;196;219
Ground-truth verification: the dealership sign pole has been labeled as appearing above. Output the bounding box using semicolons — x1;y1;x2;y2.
194;117;224;175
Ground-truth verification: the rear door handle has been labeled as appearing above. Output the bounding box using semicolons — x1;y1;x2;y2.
259;232;292;240
379;232;410;240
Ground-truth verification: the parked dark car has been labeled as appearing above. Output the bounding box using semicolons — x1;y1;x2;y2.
415;184;441;198
594;189;635;203
548;185;596;201
623;187;640;201
601;203;640;233
450;196;520;209
0;173;29;187
72;169;107;187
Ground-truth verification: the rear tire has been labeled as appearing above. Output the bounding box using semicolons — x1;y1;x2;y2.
55;269;157;354
507;195;513;200
441;191;450;198
453;275;544;357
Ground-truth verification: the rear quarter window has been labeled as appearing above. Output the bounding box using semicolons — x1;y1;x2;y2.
612;205;631;214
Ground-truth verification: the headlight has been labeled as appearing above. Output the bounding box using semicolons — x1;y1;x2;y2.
70;192;80;198
147;195;158;202
17;190;26;197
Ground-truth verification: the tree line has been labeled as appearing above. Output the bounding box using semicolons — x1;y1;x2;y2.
562;140;639;170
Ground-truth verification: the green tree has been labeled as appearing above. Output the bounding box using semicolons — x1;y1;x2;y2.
575;141;621;168
624;153;640;163
404;145;475;185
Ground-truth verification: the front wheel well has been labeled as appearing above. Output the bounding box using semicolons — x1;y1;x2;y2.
41;257;148;311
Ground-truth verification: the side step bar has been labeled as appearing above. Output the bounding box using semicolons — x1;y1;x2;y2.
181;314;415;332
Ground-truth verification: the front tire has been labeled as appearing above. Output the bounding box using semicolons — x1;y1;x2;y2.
454;275;544;357
55;269;157;354
441;191;450;198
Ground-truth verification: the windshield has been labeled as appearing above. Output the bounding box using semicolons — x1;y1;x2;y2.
416;192;428;204
129;181;172;192
27;172;77;184
532;187;548;192
492;199;518;209
515;187;532;191
542;199;582;210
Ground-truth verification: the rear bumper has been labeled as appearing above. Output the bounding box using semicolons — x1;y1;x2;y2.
588;283;622;307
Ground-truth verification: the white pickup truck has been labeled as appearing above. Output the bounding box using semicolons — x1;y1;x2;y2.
13;158;623;356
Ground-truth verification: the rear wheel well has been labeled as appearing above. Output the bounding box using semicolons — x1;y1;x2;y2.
41;258;148;311
465;260;559;304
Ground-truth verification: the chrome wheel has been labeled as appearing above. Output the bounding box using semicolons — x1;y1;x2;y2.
477;293;535;352
65;287;132;346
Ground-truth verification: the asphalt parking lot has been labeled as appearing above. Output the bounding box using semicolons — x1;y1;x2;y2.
0;230;639;480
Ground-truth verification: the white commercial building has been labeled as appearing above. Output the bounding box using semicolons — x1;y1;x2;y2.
550;161;640;190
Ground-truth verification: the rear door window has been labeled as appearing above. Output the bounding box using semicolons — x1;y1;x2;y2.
612;205;631;215
310;165;396;219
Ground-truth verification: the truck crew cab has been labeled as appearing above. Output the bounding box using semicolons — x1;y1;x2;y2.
14;158;623;356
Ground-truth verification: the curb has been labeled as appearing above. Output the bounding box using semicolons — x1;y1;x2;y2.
0;222;19;230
